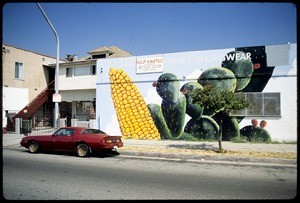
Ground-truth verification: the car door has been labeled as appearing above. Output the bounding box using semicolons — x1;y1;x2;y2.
52;129;75;151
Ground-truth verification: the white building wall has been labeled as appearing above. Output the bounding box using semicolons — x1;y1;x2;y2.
60;89;96;102
2;87;28;127
59;75;97;90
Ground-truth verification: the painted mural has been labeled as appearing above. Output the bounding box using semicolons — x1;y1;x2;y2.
109;68;161;140
107;46;275;142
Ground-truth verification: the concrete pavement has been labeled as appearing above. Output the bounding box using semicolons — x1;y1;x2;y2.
2;133;297;167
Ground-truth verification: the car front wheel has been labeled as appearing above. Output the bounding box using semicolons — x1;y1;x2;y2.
28;141;39;153
76;143;90;157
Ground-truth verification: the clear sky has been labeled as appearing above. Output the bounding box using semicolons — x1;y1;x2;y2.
2;2;297;59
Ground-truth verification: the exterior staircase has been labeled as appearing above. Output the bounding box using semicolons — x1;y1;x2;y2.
13;80;55;119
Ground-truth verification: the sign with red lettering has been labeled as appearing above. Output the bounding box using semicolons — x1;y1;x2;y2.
136;57;164;74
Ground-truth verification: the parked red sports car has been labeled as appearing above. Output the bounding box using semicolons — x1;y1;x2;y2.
20;127;123;157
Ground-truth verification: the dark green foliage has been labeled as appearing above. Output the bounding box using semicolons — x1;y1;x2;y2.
191;86;251;150
191;86;250;117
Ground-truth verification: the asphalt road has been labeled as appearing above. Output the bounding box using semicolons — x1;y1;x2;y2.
3;146;297;200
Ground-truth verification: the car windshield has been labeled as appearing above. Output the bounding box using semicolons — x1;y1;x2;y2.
81;129;106;134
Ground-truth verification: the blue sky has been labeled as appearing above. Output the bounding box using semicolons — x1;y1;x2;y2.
2;2;297;59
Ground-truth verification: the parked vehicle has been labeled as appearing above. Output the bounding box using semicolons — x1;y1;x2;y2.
20;127;123;157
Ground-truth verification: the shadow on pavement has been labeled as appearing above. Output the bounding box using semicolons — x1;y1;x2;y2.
22;149;120;159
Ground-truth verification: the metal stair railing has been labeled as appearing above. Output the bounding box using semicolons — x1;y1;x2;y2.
13;80;55;119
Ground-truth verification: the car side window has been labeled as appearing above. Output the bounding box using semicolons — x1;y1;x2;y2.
67;129;75;136
55;129;74;136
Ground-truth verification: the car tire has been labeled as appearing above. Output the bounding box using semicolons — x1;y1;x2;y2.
28;141;39;153
76;143;90;157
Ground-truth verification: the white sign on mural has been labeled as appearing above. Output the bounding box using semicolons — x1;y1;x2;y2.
136;57;164;74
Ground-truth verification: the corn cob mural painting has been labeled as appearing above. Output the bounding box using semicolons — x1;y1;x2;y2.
109;68;161;140
103;46;280;142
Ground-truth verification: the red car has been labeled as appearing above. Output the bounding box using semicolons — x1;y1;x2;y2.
20;127;123;157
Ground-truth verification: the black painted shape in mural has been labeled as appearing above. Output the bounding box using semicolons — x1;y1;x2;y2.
236;46;275;92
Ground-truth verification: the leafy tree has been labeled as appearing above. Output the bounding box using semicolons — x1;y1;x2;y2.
191;85;251;151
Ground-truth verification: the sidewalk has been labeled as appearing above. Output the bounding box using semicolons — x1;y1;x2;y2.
2;133;297;167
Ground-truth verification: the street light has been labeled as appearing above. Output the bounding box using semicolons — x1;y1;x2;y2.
36;3;60;129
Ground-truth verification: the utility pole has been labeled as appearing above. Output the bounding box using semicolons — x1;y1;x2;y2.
36;3;60;129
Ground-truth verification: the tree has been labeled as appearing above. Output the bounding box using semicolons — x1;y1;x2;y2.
191;85;251;151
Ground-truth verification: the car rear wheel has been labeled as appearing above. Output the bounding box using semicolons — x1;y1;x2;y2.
28;141;39;153
76;143;90;157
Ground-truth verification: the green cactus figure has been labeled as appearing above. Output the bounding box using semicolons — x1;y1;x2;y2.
147;103;172;139
180;82;204;121
184;115;219;140
161;95;186;139
154;73;180;102
221;51;254;92
240;125;271;142
198;67;237;92
151;73;186;139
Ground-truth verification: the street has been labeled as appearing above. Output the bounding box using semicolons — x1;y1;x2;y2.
3;146;297;200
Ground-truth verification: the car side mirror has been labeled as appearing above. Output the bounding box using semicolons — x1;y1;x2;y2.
52;134;56;137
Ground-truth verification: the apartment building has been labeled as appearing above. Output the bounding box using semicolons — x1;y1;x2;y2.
47;45;131;126
2;44;64;130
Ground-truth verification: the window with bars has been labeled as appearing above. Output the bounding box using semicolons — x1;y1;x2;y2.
233;92;281;117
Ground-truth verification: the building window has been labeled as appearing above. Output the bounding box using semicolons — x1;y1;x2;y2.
66;66;95;77
74;66;92;76
15;62;24;79
233;92;281;117
91;65;96;75
92;54;106;59
76;101;91;115
66;67;73;77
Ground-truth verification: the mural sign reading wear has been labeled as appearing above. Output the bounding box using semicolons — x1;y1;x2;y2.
136;57;164;74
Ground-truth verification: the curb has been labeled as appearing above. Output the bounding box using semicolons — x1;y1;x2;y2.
118;150;297;168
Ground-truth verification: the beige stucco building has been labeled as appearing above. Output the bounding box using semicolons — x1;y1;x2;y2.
2;44;65;130
2;44;63;101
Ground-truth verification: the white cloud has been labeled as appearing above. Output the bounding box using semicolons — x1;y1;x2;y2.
185;69;203;80
104;113;121;136
144;88;162;105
